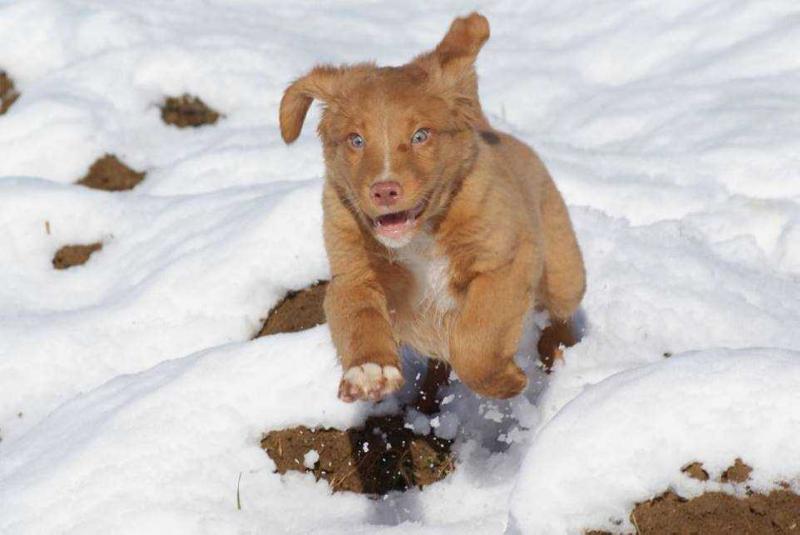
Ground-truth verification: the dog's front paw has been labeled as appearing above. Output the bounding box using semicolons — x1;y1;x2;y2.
338;363;403;402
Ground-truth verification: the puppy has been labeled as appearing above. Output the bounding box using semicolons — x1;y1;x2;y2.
279;13;585;402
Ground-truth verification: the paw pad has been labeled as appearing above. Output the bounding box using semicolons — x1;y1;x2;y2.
338;363;403;402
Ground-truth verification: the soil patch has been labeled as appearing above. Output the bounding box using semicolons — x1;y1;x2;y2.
77;154;145;191
722;457;753;483
53;242;102;269
160;94;221;127
629;490;800;534
255;281;328;338
682;461;709;481
589;460;800;534
261;415;454;495
0;71;19;114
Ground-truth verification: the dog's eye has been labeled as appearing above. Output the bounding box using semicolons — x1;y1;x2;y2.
411;128;430;145
348;133;365;149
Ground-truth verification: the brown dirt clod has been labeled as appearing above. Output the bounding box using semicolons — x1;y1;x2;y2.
629;489;800;534
589;460;798;534
53;242;103;270
722;458;753;484
77;154;145;191
261;415;454;495
682;461;710;481
0;71;19;115
255;281;328;338
160;94;221;128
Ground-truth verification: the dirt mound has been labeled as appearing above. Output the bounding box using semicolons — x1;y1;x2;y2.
160;94;221;127
630;489;799;534
261;415;454;495
255;281;328;337
590;460;800;534
258;286;454;496
53;242;102;270
77;154;145;191
0;71;19;114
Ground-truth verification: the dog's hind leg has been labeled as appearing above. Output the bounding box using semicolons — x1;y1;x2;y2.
537;318;577;371
447;241;539;399
536;176;586;367
538;176;585;320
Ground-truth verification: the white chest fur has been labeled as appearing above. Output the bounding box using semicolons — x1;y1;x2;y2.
394;233;456;313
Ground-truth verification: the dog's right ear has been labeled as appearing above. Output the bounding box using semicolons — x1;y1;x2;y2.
279;65;342;143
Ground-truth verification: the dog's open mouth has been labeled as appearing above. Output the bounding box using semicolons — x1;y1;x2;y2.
372;200;427;239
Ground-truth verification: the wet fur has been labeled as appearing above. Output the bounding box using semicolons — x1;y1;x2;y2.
280;13;586;400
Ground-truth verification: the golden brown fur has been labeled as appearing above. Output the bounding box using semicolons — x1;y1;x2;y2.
279;13;585;401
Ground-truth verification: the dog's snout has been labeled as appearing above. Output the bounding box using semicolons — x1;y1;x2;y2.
370;181;403;207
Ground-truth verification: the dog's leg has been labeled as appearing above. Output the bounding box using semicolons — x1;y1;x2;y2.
537;318;577;371
533;176;586;371
538;176;586;321
447;247;538;399
322;184;404;402
325;277;404;402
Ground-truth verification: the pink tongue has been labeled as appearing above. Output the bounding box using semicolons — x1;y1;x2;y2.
377;211;408;227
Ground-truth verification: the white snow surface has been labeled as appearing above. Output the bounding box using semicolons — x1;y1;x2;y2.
1;1;799;534
508;349;800;534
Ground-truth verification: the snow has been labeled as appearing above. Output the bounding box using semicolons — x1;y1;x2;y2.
0;1;799;534
304;450;320;470
508;349;800;534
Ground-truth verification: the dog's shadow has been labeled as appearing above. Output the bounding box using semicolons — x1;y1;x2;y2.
360;312;586;526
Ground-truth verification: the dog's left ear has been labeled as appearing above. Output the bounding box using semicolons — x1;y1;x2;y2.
414;13;490;127
433;12;490;78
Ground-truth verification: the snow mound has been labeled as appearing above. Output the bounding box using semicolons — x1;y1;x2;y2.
0;178;328;439
508;348;800;534
0;328;366;535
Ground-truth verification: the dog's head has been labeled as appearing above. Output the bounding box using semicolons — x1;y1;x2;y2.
280;13;490;248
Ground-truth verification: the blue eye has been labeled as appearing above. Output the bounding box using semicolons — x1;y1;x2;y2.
348;133;365;148
411;128;430;144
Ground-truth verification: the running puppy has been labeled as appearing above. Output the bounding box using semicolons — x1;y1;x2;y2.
279;13;585;401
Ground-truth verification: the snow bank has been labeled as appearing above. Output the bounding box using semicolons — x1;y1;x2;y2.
0;178;329;439
0;328;369;535
508;349;800;534
0;0;799;534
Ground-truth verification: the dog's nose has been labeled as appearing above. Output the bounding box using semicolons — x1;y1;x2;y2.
370;181;403;207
